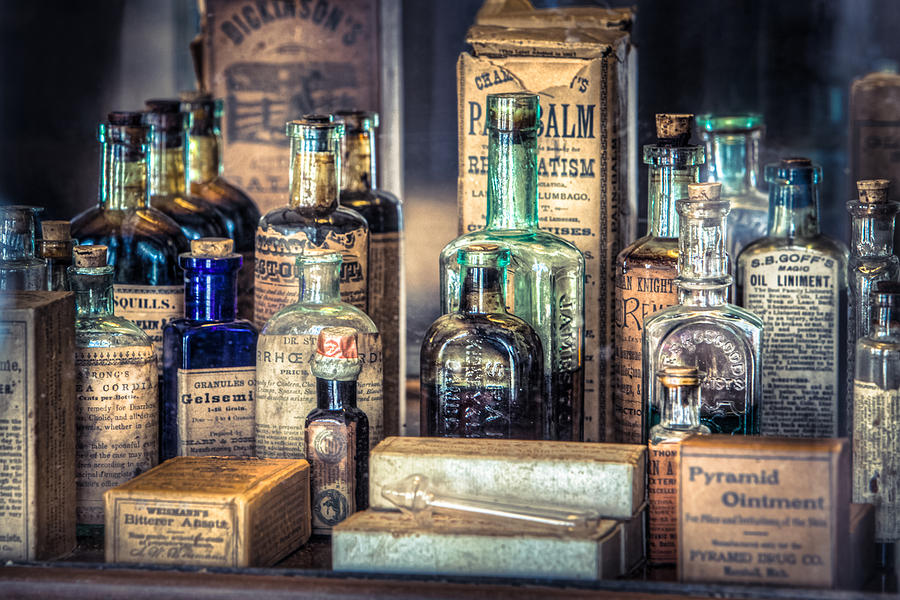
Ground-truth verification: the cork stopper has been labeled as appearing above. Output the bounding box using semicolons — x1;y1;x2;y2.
657;366;701;389
655;113;693;144
687;182;722;202
857;179;891;203
41;220;71;241
316;326;359;359
108;111;144;127
143;99;184;132
190;237;234;257
488;93;539;132
74;245;108;268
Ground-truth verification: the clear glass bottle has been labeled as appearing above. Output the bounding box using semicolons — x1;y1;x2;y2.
334;110;405;438
440;93;584;441
256;250;382;459
643;182;763;436
69;245;157;533
696;114;769;261
71;111;189;357
614;113;704;443
0;205;46;290
423;243;545;440
181;92;261;322
142;99;230;241
37;220;76;291
737;158;849;437
648;366;709;565
305;326;369;534
255;116;369;327
161;238;258;460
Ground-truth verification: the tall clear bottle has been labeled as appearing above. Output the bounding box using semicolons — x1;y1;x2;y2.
696;114;769;261
643;182;763;436
424;244;545;440
737;158;848;437
614;114;704;443
38;221;75;291
255;250;382;459
255;117;369;328
69;245;157;533
440;93;584;441
0;205;46;290
334;110;405;438
71;112;189;357
181;92;261;321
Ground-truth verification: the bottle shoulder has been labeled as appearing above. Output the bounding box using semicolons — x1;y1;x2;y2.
166;319;259;339
259;205;369;232
72;207;189;249
340;190;403;232
441;230;584;268
645;302;764;333
424;312;542;352
617;235;678;269
261;303;377;336
76;316;153;348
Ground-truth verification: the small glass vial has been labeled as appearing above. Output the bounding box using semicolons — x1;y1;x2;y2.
256;250;383;459
643;182;763;436
305;326;369;534
648;366;708;565
254;116;369;327
422;243;545;440
161;238;258;460
69;245;157;533
37;220;76;291
615;113;704;443
0;205;46;290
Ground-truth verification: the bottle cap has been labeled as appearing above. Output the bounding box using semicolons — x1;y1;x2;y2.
74;245;108;268
857;179;891;204
312;326;363;381
190;237;233;257
333;110;379;132
657;366;701;388
687;182;722;202
655;113;693;144
41;221;71;241
487;93;540;132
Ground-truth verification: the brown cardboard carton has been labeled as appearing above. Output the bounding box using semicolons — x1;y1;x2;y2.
104;457;310;567
0;291;76;560
458;23;631;442
678;435;851;589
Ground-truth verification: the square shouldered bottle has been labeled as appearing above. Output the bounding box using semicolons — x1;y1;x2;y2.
37;220;76;291
161;238;258;460
439;93;584;441
255;116;369;328
333;110;405;438
643;182;763;436
255;249;382;459
68;245;157;533
614;114;704;444
0;205;46;291
737;158;848;437
70;112;189;357
424;243;545;440
180;92;261;321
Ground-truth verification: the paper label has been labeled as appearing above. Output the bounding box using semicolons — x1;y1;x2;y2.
112;284;184;362
614;263;678;442
307;420;357;533
75;345;158;525
176;367;255;457
254;226;368;326
853;380;900;542
237;249;255;321
648;439;680;564
255;332;382;458
852;121;900;187
742;250;841;437
0;321;28;558
368;230;404;436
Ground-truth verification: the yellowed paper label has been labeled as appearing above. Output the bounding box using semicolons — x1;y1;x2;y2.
75;345;158;525
112;284;184;362
176;367;255;457
307;420;357;533
648;439;680;565
368;230;404;436
0;321;28;558
256;332;382;458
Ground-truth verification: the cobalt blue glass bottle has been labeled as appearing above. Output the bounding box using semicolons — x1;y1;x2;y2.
162;237;258;460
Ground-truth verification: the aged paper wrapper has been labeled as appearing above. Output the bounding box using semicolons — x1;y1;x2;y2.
176;366;255;457
112;284;184;363
307;419;358;533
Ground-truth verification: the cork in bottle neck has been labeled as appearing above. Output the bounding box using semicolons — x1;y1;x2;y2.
286;118;343;212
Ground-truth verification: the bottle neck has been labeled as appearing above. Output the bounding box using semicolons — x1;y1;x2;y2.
342;131;375;194
298;262;342;304
181;257;240;322
768;183;820;238
289;146;338;212
459;265;506;314
871;303;900;337
849;202;899;258
486;129;539;230
147;132;187;197
100;141;148;210
676;203;732;304
659;384;702;431
316;378;357;411
186;133;220;186
70;268;115;318
704;131;759;196
0;211;37;261
648;162;701;238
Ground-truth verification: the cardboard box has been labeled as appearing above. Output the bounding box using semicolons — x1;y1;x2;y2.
0;291;76;561
104;457;310;567
678;435;851;589
458;22;631;442
369;437;645;519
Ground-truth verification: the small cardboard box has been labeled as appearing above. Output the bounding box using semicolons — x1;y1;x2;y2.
104;457;310;567
0;291;76;561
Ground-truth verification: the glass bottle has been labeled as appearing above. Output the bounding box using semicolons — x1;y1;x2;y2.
847;179;900;436
614;113;704;444
648;366;708;565
643;182;763;436
37;220;76;291
423;243;545;440
256;250;382;459
255;116;369;327
142;99;230;241
334;110;405;438
439;93;584;441
161;238;258;460
181;92;260;321
305;326;369;534
69;245;157;533
70;111;190;358
736;158;849;437
0;205;46;290
696;114;769;261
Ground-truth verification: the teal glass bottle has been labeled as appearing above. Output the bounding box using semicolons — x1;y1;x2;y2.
439;93;584;441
